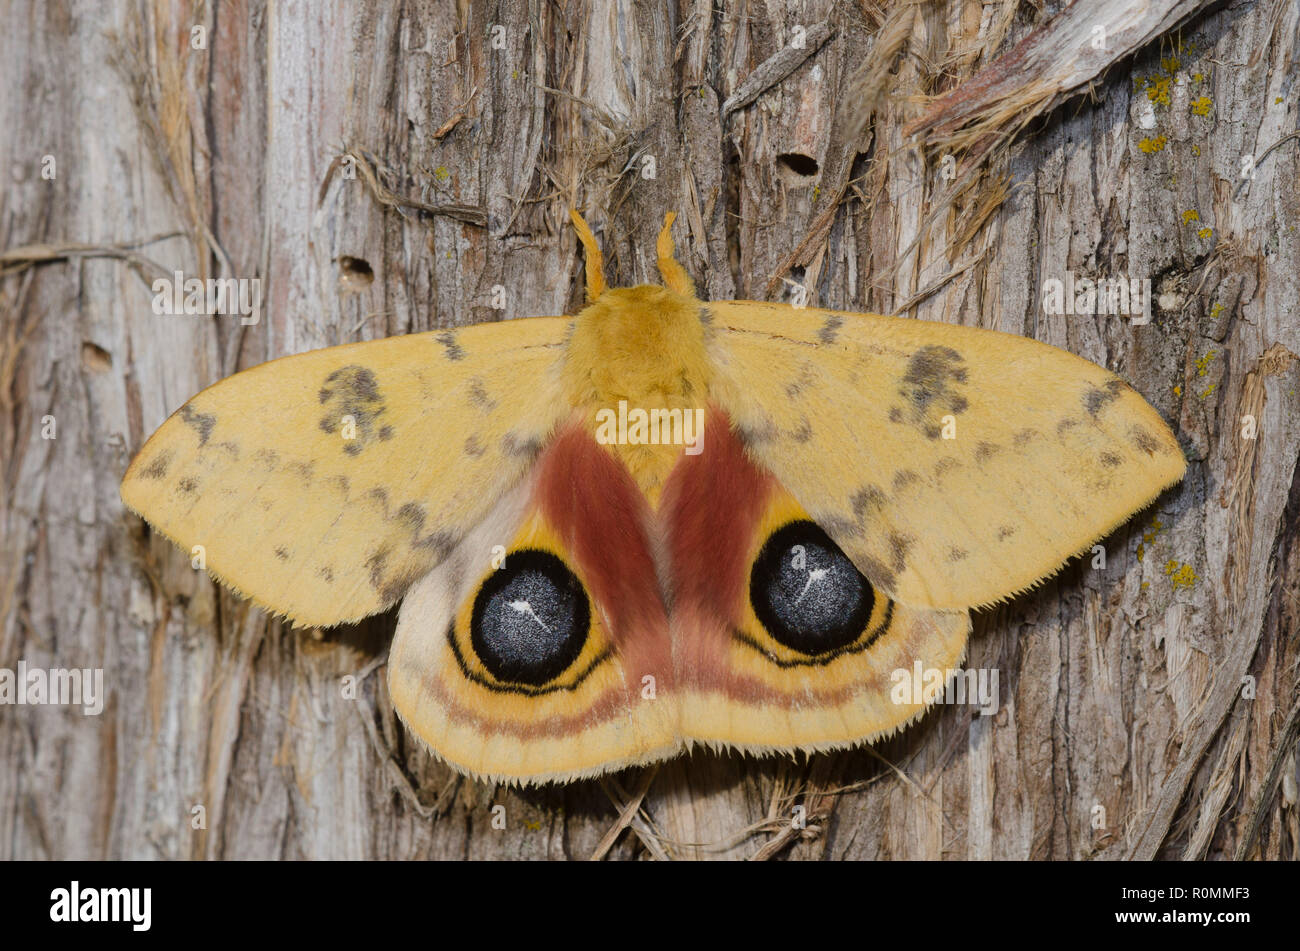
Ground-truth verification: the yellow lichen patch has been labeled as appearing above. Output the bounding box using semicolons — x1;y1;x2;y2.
1137;517;1165;563
433;166;450;182
1139;135;1168;154
1192;72;1204;82
1163;559;1199;590
1182;209;1200;225
1147;77;1172;106
1191;96;1212;116
1191;144;1201;156
1209;302;1224;321
1197;227;1212;239
1173;384;1182;397
1200;382;1218;399
1161;56;1180;75
1195;350;1217;376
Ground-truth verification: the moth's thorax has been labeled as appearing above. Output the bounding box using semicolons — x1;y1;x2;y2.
562;284;712;503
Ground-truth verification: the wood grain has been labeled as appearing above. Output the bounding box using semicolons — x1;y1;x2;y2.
1;0;1296;860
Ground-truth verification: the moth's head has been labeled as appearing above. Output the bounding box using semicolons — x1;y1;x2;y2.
563;210;711;425
568;209;698;304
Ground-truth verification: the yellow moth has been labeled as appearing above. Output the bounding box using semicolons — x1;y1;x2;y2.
121;212;1186;784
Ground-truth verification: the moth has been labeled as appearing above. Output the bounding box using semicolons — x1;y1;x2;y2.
121;212;1186;784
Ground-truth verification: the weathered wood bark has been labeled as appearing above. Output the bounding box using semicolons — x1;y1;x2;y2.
2;0;1297;860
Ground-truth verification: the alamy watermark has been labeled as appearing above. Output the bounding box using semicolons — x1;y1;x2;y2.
0;661;104;715
151;270;262;325
50;882;150;931
1042;272;1151;324
890;661;999;715
594;400;705;455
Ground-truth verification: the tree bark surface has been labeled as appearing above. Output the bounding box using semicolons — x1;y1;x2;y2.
1;0;1297;860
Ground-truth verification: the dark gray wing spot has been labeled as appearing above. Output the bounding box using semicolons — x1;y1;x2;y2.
861;554;897;592
436;331;466;361
851;485;887;520
501;432;542;458
467;377;497;412
366;487;391;515
818;316;843;344
318;365;390;455
140;450;173;480
894;345;969;438
287;460;315;485
1130;425;1160;455
737;420;779;445
180;404;216;446
892;469;920;492
887;531;914;572
1083;379;1126;417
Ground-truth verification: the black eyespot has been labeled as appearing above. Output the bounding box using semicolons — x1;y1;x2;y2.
470;550;590;686
749;521;874;656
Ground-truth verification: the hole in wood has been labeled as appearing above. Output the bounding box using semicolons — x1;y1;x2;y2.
81;342;112;372
777;152;819;177
338;255;375;291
